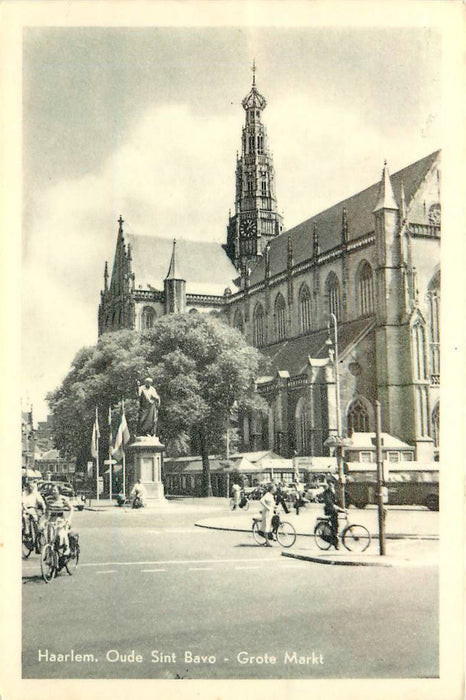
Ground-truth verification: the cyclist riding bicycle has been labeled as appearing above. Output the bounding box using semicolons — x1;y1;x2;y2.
45;485;74;555
321;477;345;550
130;479;147;508
22;481;46;553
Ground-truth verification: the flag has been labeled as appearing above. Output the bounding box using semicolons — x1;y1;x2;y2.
113;409;131;460
91;408;100;459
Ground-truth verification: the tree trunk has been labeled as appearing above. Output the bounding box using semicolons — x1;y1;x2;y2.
199;427;213;497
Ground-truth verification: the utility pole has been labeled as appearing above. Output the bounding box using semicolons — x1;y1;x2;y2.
327;313;346;508
375;400;386;555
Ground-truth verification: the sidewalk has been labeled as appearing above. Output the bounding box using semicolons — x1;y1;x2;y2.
194;503;439;540
194;503;439;566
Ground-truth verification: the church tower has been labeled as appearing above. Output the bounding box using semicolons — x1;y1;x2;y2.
225;63;283;275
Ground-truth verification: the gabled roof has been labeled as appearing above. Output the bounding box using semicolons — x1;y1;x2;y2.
250;150;440;284
259;316;376;377
345;433;413;450
124;234;239;296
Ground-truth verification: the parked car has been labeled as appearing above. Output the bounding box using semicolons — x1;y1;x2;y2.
37;480;86;511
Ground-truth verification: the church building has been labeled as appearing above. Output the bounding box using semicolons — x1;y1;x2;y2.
98;68;440;462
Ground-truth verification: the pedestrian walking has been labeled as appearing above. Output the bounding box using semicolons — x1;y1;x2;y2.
294;480;304;515
231;482;241;510
274;482;290;514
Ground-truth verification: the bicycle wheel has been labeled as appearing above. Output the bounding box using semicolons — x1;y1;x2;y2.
40;544;57;583
314;521;333;550
342;524;371;552
252;521;267;545
276;521;296;548
241;499;250;511
65;544;80;575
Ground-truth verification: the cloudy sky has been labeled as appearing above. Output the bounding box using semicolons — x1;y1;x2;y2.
22;25;442;421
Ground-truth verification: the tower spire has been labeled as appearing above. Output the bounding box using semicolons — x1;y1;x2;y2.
373;159;398;212
226;66;283;272
104;261;108;291
165;239;180;280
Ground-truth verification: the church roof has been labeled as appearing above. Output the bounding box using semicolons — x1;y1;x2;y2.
259;316;376;377
250;150;440;284
125;234;239;296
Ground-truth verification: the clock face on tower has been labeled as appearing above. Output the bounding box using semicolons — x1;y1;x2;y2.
240;218;257;238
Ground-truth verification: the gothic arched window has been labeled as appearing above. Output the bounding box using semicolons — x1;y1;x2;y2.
253;303;265;347
233;309;244;334
141;306;156;330
428;273;440;378
298;283;312;334
274;293;287;342
412;321;427;381
295;397;310;455
357;261;374;316
431;402;439;449
326;273;341;321
347;398;370;435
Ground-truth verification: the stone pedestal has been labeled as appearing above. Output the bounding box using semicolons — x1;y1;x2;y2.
128;436;168;505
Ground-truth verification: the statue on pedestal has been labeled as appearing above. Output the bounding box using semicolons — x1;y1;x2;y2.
137;377;161;437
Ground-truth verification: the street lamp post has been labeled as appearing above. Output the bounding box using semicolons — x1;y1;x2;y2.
327;313;346;508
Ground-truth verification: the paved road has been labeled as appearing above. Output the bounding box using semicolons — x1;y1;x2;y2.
22;503;438;680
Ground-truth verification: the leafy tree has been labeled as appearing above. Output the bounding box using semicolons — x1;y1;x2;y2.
47;314;269;496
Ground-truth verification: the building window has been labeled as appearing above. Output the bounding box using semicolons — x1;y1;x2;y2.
274;293;287;342
326;273;341;321
295;397;310;455
357;261;374;316
412;321;427;381
261;180;267;196
248;135;255;152
141;306;156;330
233;309;244;334
359;451;373;463
258;135;264;154
387;451;400;462
298;283;312;334
347;398;370;434
428;273;440;378
247;177;254;195
431;402;439;448
253;303;265;347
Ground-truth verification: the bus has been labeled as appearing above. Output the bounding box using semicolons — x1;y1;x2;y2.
345;462;439;511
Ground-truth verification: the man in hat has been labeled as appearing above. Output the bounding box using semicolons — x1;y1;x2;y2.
137;377;161;436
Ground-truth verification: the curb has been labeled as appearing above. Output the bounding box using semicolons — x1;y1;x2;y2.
281;551;395;567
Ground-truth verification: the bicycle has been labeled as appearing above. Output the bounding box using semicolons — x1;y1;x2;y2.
252;508;296;548
314;511;371;552
40;518;80;583
230;493;250;511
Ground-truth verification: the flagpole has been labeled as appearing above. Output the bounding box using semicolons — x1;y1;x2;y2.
95;407;100;504
122;399;126;497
